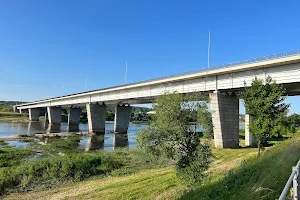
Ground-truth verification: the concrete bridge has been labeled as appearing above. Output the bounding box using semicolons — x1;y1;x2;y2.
15;50;300;148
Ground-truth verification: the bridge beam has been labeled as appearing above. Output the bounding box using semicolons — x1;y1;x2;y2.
210;91;239;148
68;107;82;126
47;107;62;125
86;103;106;133
245;114;256;146
114;105;132;133
29;108;40;121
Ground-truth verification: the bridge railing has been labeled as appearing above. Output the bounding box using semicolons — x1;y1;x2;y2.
279;159;300;200
82;49;300;94
18;49;300;104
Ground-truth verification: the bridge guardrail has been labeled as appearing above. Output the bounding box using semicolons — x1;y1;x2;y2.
63;49;300;97
279;159;300;200
17;49;300;105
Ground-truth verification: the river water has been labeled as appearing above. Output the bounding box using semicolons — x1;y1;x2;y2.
0;122;245;151
0;121;148;151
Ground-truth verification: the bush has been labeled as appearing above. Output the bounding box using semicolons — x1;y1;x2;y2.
0;147;35;167
176;143;211;185
0;154;102;195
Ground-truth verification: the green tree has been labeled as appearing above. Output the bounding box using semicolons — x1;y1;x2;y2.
240;77;290;156
283;113;300;135
197;105;213;139
137;92;211;184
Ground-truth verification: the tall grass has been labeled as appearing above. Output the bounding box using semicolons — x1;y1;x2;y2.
0;148;164;196
179;135;300;200
0;154;104;195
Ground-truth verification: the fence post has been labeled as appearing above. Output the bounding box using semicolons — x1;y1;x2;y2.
293;166;300;200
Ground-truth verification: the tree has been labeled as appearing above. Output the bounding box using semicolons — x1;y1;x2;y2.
283;113;300;135
240;77;290;156
198;106;213;139
137;92;211;184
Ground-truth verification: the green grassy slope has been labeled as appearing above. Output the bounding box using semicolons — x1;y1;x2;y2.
3;147;257;200
4;136;300;200
180;136;300;200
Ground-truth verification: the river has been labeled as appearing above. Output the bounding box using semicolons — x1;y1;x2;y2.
0;121;148;151
0;121;245;151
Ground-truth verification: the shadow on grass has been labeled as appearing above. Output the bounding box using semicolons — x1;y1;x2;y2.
178;137;300;200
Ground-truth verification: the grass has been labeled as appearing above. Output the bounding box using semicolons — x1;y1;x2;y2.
0;142;36;168
3;143;258;200
0;148;167;197
3;168;184;200
3;135;300;200
0;112;29;122
179;135;300;200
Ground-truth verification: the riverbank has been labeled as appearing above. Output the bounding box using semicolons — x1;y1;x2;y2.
3;135;300;200
0;112;29;122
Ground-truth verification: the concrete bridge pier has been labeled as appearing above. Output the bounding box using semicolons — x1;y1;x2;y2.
210;91;240;149
19;109;29;114
245;114;256;146
86;103;106;133
114;104;132;133
47;107;62;125
44;110;49;122
29;108;40;121
68;107;82;126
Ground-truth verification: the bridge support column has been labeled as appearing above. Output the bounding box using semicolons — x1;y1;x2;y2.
210;91;239;148
114;105;132;133
47;107;62;125
29;108;40;121
45;110;49;122
245;114;256;146
86;103;106;133
19;109;29;114
68;107;82;126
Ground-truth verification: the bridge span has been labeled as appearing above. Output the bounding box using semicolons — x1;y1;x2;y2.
15;50;300;148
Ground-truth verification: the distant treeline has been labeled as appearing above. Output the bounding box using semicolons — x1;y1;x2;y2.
80;106;152;122
0;101;26;112
0;101;152;122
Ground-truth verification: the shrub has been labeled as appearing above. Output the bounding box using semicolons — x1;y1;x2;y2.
0;154;102;195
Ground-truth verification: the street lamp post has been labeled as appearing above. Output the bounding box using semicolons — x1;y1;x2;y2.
208;28;215;69
125;60;128;84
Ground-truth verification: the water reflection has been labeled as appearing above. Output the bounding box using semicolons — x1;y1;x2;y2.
0;122;146;151
85;135;105;151
113;134;128;149
46;124;61;133
27;122;43;133
68;125;80;132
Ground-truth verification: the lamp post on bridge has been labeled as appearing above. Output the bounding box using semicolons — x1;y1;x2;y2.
208;28;216;69
125;60;128;84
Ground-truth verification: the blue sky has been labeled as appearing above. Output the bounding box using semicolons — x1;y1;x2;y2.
0;0;300;114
